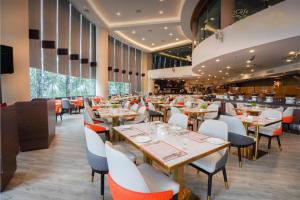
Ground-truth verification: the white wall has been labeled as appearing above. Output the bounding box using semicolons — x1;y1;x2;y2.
148;66;198;80
192;0;300;67
0;0;30;105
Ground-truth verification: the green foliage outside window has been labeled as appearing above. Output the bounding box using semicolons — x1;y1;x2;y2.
30;67;96;98
108;81;130;96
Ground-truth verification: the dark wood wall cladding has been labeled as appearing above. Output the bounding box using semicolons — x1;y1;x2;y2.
0;105;19;191
221;74;300;98
15;100;56;152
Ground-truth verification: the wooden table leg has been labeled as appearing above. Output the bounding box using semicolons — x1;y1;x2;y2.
112;116;120;141
173;166;189;200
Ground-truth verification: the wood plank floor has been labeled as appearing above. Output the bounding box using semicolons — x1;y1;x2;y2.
2;114;300;200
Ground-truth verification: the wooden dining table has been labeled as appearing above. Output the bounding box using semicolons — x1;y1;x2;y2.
235;115;282;160
113;122;230;200
183;107;217;121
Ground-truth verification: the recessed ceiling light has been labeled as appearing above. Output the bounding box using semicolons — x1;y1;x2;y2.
249;49;255;53
142;37;145;41
201;72;204;75
241;73;244;76
288;51;295;55
169;33;173;36
246;64;250;67
214;75;217;78
286;59;292;62
198;69;201;72
225;72;229;75
116;12;121;16
226;66;231;69
164;26;168;30
246;60;251;64
201;65;205;68
208;74;211;77
216;59;220;62
159;10;164;14
176;38;179;41
251;69;254;72
219;70;222;73
159;0;164;2
151;43;155;46
210;17;214;21
132;30;136;34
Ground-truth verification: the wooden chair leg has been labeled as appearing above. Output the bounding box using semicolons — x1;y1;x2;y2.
237;147;242;168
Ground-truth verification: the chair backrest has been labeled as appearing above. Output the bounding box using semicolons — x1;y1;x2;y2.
130;103;139;112
274;106;284;113
219;115;246;136
260;109;282;130
84;127;106;158
204;104;219;119
170;99;176;106
212;101;221;108
184;101;192;108
168;113;188;129
283;107;294;117
61;98;71;109
148;102;156;111
225;102;237;116
170;107;181;116
140;98;146;106
124;101;131;109
83;109;94;125
105;142;150;193
236;103;244;109
199;119;228;155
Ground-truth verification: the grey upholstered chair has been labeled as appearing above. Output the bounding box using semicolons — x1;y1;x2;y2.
190;120;229;200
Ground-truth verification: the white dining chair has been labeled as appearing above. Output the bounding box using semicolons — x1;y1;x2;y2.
219;115;256;167
84;128;136;199
282;107;294;131
190;120;229;200
105;142;179;199
123;106;147;125
184;101;193;108
197;104;219;128
249;109;283;152
123;101;131;109
170;107;181;116
130;103;139;112
148;102;164;121
225;102;237;116
168;113;188;129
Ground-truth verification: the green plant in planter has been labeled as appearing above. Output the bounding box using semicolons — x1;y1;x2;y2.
251;102;257;107
111;104;119;109
200;103;208;109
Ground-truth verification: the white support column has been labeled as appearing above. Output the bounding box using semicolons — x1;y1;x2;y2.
95;27;108;97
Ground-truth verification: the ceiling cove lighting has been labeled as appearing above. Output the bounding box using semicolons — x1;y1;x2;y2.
288;51;296;55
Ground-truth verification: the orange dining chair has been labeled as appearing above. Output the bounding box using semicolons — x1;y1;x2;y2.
55;99;63;121
105;142;179;200
282;107;294;132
